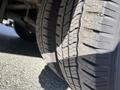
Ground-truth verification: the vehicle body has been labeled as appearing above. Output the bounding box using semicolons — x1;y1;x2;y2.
0;0;120;90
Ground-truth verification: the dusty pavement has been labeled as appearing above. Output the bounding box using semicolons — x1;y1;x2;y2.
0;24;70;90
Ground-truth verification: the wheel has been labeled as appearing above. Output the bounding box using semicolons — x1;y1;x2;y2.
37;0;120;90
14;20;36;42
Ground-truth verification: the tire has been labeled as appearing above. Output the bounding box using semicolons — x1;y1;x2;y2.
37;0;120;90
36;0;61;61
56;0;120;90
14;21;36;42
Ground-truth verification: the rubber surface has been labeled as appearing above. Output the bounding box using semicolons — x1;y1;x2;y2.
36;0;61;61
56;0;120;90
36;0;64;78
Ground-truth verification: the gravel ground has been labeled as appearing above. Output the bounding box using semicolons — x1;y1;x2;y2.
0;24;71;90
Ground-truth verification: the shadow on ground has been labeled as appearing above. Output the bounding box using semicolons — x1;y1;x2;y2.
39;65;69;90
